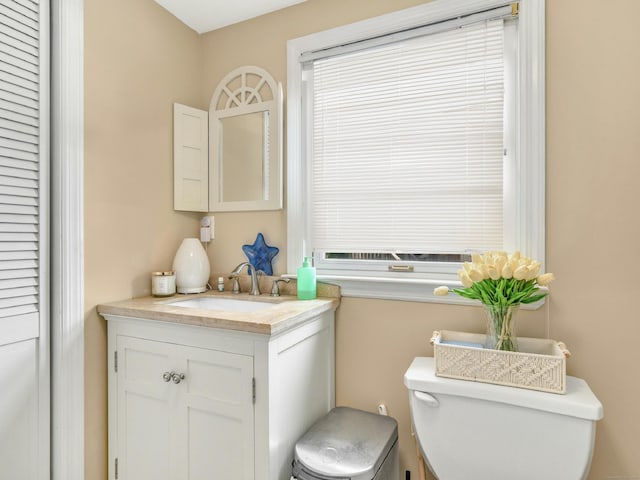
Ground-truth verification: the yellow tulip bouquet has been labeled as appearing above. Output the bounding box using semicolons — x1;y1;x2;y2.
434;251;554;351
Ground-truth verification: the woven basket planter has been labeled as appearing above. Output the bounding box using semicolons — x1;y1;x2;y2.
431;330;571;394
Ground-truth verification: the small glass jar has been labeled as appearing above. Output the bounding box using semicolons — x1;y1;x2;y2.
151;271;176;297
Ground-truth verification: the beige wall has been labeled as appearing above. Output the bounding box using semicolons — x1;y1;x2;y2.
84;0;203;478
84;0;640;478
546;1;640;476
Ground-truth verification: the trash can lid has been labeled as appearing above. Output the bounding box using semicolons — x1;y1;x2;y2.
293;407;398;480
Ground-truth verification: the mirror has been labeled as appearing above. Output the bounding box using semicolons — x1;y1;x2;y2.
210;66;282;211
219;111;267;202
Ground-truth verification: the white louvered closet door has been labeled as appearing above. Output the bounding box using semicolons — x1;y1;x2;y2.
0;1;49;479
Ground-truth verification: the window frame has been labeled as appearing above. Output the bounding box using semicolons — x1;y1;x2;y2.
286;0;545;303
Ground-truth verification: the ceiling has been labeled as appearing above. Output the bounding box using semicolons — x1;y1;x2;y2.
154;0;307;34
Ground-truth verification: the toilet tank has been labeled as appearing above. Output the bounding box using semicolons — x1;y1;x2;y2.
404;357;603;480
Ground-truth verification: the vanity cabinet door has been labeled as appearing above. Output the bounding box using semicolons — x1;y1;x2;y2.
174;344;255;480
116;336;175;480
115;336;255;480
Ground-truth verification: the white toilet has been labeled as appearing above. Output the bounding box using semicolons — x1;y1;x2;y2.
404;357;603;480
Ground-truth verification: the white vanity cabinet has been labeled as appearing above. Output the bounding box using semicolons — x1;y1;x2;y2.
104;309;335;480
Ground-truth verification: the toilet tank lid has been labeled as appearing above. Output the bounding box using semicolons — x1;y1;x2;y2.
404;357;603;421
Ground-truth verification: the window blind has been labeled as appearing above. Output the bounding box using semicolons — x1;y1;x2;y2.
310;19;505;255
0;0;41;322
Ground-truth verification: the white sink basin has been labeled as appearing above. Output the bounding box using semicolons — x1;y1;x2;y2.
167;296;274;313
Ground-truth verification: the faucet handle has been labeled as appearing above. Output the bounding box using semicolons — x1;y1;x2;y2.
228;274;241;294
270;278;291;297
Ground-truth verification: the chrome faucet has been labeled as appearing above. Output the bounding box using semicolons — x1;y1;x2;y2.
270;277;290;297
231;262;262;295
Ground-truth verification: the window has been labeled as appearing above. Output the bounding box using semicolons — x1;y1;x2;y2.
287;0;545;302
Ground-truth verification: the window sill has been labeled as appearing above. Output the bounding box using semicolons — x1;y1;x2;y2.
300;274;545;309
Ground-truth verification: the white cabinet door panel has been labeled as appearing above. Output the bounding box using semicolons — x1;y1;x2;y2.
174;103;208;212
185;405;252;479
177;345;254;480
0;339;38;480
117;336;174;480
183;346;253;403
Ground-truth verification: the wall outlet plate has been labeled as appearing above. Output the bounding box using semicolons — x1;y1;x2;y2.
201;216;214;240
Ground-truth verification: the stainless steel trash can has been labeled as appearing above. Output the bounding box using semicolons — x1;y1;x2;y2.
292;407;399;480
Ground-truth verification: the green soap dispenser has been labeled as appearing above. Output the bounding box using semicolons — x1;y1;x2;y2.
297;256;317;300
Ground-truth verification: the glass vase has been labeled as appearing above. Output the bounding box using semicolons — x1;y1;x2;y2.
484;304;520;352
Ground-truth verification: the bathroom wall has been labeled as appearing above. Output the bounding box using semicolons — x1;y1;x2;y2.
200;1;640;479
83;0;640;478
545;1;640;476
83;0;204;478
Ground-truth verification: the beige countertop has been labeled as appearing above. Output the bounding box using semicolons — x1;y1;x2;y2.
97;289;340;336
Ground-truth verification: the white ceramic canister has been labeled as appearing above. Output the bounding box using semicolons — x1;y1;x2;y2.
151;271;176;297
172;238;210;294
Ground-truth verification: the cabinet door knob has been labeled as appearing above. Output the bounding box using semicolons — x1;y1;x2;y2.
171;372;186;384
162;371;173;382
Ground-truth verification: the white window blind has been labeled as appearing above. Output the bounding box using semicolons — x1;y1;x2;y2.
0;0;41;323
310;19;506;256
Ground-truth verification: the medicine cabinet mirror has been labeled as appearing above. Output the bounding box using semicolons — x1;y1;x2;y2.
210;66;283;211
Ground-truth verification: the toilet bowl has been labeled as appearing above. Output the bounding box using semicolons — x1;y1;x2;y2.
404;357;603;480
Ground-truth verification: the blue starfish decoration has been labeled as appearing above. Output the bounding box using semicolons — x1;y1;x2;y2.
242;233;279;276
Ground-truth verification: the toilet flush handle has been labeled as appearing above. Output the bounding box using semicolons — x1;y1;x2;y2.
414;391;439;407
